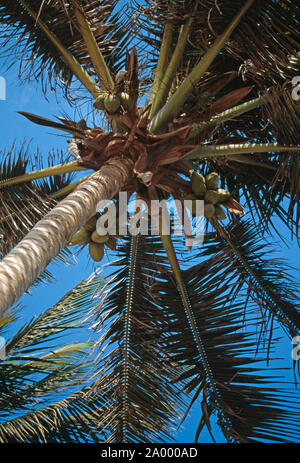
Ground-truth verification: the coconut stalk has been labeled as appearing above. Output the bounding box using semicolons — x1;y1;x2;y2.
188;96;265;139
0;158;133;316
149;21;174;106
149;0;199;118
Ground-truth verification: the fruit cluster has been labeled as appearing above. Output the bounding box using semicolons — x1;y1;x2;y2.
70;213;117;262
93;92;133;113
183;171;230;220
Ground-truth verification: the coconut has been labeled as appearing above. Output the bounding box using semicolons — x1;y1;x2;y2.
183;193;197;200
93;93;107;110
191;171;207;197
205;172;219;190
204;190;220;204
120;92;133;111
104;94;121;113
89;242;105;262
84;213;100;232
204;203;215;219
91;230;109;244
214;204;226;220
217;188;231;203
70;227;91;246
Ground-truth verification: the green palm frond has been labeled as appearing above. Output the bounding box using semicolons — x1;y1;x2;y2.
0;0;132;97
0;274;107;441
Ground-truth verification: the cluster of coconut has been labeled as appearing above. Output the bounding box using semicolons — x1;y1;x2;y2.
93;91;133;113
183;171;230;220
69;213;118;262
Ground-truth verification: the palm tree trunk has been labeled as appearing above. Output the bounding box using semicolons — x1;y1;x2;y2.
0;157;133;316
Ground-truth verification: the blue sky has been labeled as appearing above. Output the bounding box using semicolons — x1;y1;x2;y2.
0;54;299;443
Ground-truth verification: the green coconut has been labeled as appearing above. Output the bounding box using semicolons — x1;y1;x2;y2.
104;94;121;113
204;190;220;205
204;203;215;219
91;230;109;244
89;242;105;262
217;188;231;203
120;92;133;111
191;171;207;197
84;213;100;232
214;204;226;220
93;93;107;110
70;227;91;246
205;172;219;190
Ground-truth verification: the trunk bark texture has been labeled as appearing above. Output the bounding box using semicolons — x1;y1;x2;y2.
0;157;133;315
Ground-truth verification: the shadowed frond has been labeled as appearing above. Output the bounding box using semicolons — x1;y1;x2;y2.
0;386;105;443
135;0;299;87
156;252;300;443
0;0;132;97
0;143;76;287
196;219;300;340
0;142;75;257
87;234;185;443
0;274;108;441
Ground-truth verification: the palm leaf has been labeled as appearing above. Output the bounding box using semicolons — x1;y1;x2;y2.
198;219;300;339
88;234;185;443
0;0;132;97
0;274;107;440
157;251;300;443
0;386;104;443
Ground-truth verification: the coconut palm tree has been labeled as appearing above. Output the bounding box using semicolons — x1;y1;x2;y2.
0;0;300;443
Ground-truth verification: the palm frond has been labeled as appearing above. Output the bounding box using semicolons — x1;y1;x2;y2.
0;274;107;439
0;386;104;443
157;250;300;443
6;274;104;355
88;234;185;443
201;219;300;339
0;0;132;97
136;0;299;87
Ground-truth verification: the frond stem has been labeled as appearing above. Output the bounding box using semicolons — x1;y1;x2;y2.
74;6;114;92
149;0;255;133
18;0;102;98
0;162;87;189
